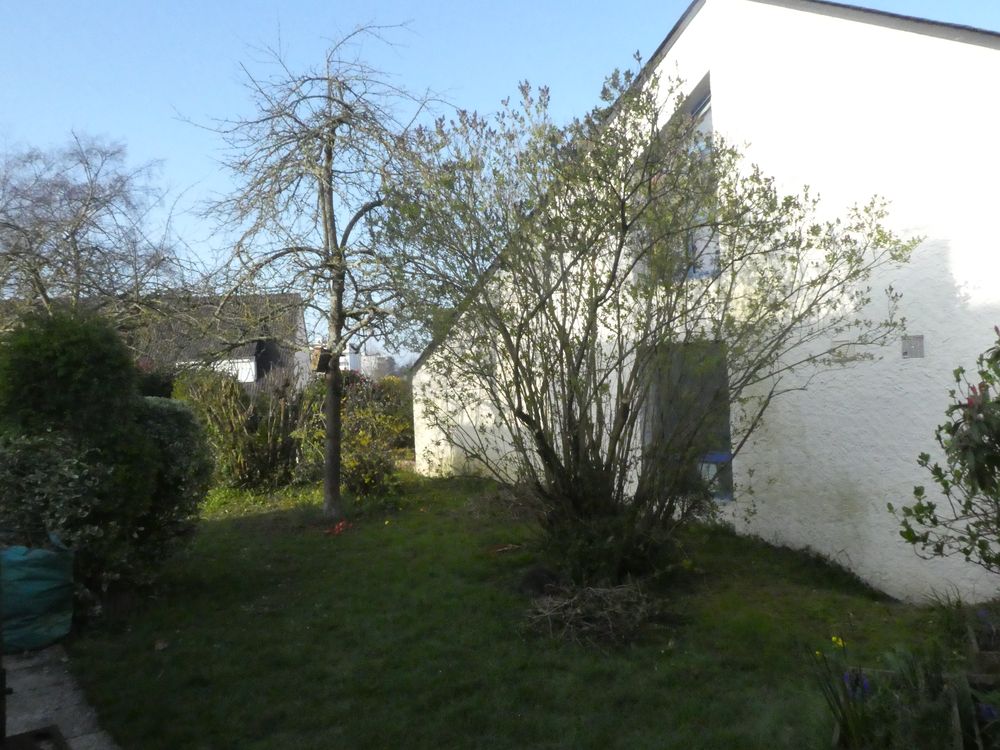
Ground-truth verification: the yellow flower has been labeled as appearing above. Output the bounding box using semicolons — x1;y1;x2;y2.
815;650;822;657
831;636;845;648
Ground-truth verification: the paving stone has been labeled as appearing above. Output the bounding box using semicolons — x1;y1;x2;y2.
6;700;100;738
4;661;71;692
3;645;67;672
68;730;119;750
3;644;119;749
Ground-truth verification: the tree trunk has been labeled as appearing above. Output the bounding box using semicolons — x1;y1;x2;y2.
323;363;343;519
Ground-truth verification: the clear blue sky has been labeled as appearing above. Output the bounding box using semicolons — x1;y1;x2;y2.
2;0;998;260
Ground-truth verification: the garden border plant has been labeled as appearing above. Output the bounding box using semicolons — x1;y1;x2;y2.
891;327;1000;573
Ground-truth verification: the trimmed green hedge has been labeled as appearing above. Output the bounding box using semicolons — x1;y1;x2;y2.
0;313;212;593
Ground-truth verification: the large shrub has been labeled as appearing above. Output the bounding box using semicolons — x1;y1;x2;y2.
176;365;408;496
0;432;112;549
372;375;414;450
0;312;137;439
173;369;301;488
0;401;210;590
892;328;1000;571
0;312;154;524
0;313;211;592
293;377;327;483
133;398;213;563
296;372;401;497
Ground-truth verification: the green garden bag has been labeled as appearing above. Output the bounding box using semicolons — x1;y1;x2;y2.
1;540;74;652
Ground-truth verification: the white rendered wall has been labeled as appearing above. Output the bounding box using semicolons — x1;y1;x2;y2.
179;357;257;384
412;349;518;478
651;0;1000;601
413;362;462;475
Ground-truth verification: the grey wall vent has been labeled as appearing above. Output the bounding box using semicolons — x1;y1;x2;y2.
902;335;925;359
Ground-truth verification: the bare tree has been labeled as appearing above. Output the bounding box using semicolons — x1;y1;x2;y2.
0;134;180;332
210;29;431;519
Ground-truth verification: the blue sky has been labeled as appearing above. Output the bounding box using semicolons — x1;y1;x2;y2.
3;0;999;261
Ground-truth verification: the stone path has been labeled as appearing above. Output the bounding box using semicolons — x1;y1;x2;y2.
3;646;119;749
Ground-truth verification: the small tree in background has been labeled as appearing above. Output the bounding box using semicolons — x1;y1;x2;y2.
0;135;184;332
892;328;1000;572
209;28;432;520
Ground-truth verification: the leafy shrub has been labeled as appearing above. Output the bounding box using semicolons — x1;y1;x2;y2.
891;329;1000;572
341;374;401;498
373;375;414;450
178;365;409;495
0;312;138;441
0;312;155;528
173;369;300;488
133;397;213;562
341;409;398;498
0;314;211;592
0;432;112;549
0;400;210;591
296;372;404;497
292;377;327;484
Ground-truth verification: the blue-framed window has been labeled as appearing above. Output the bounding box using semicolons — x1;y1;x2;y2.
698;450;733;503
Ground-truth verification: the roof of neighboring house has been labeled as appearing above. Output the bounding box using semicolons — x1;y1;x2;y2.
132;292;307;368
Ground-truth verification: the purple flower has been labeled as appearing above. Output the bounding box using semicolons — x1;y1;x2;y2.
843;669;871;700
977;703;999;723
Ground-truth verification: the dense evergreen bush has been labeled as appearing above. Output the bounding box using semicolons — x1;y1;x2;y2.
136;368;175;397
0;313;210;592
0;312;137;439
133;397;213;566
0;432;111;549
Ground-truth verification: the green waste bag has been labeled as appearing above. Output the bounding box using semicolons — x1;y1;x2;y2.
2;543;74;652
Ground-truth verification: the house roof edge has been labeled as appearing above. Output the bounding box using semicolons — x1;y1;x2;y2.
751;0;1000;48
641;0;1000;85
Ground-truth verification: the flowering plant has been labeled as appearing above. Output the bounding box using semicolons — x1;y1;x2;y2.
812;637;877;747
891;327;1000;573
812;640;988;749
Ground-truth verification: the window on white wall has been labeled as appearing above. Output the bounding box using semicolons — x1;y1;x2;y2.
685;84;719;280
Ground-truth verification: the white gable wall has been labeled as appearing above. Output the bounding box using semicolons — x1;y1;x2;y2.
651;0;1000;600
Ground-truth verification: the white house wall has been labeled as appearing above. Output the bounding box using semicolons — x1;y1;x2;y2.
178;357;257;384
649;0;1000;601
413;344;520;478
412;0;1000;601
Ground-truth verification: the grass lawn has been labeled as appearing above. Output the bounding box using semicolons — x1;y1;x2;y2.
68;474;955;749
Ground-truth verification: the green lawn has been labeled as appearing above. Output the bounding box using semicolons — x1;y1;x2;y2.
69;475;955;749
